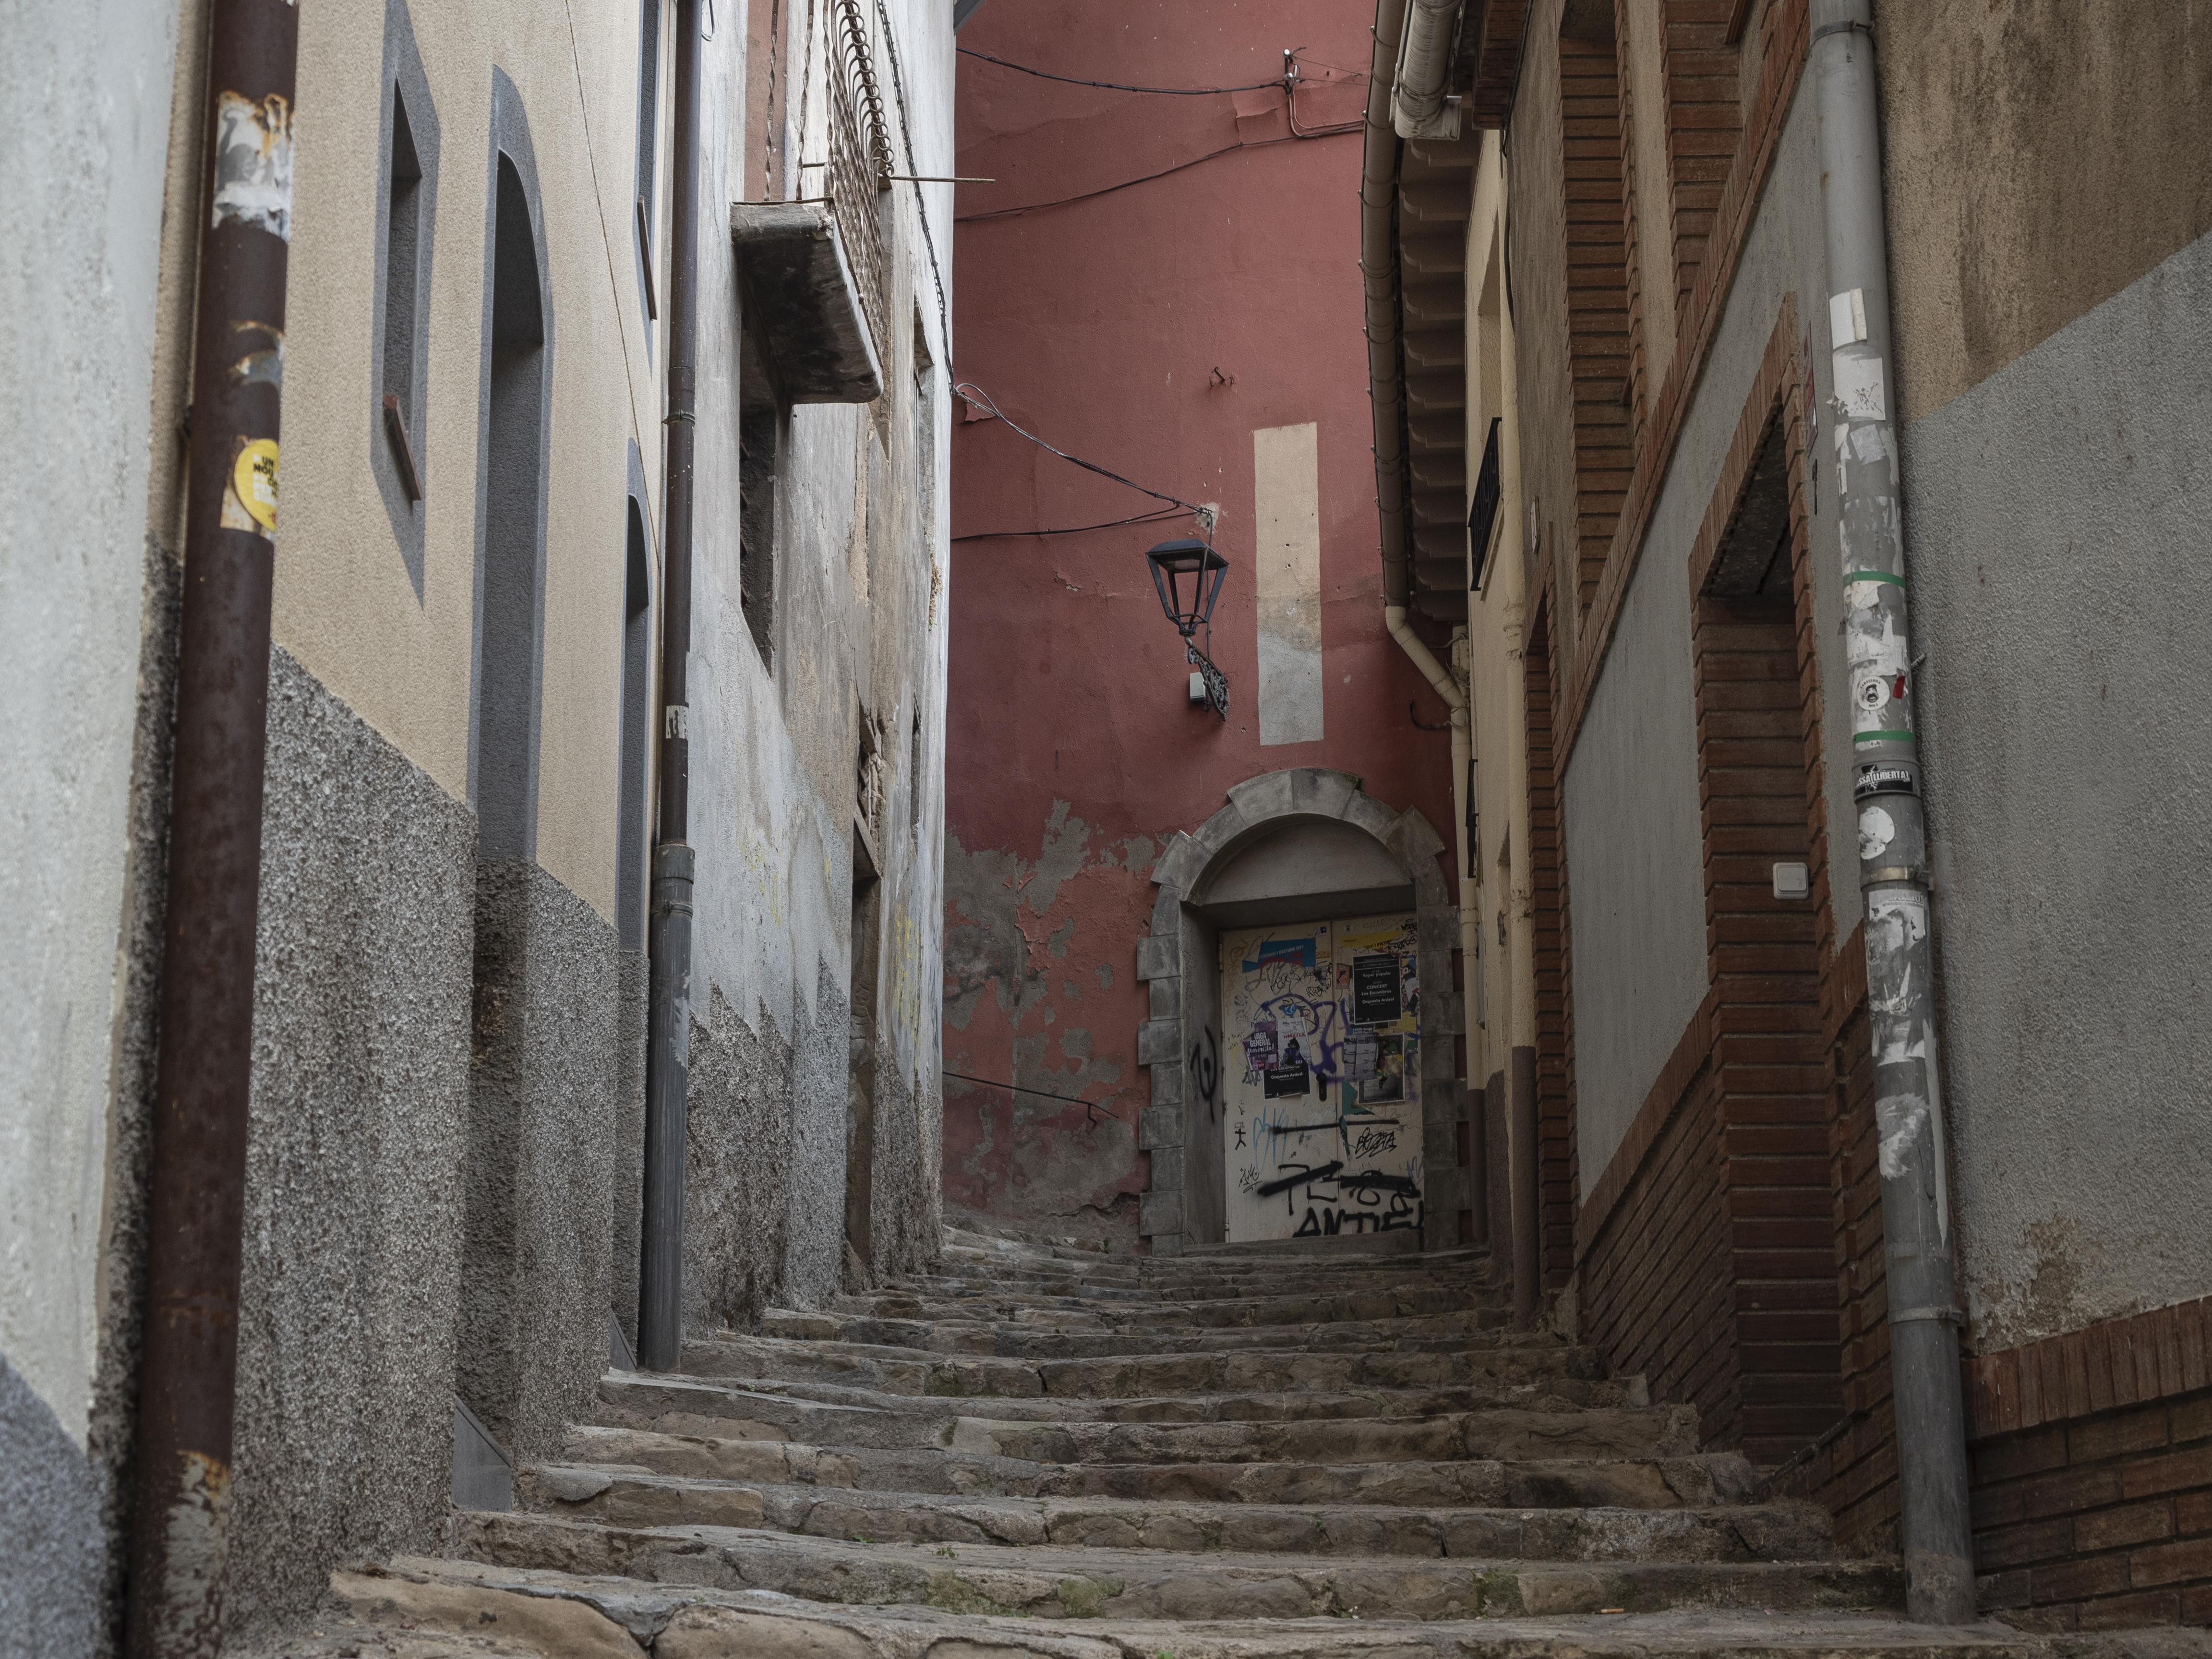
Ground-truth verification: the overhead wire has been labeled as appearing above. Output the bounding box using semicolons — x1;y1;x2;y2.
952;508;1185;544
952;382;1214;530
942;1069;1131;1127
958;47;1282;95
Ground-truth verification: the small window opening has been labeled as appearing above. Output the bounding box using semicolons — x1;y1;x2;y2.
912;312;936;524
908;707;923;837
382;88;426;499
739;409;779;666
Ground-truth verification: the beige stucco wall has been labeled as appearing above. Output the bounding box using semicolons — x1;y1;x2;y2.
1879;0;2212;424
275;0;666;923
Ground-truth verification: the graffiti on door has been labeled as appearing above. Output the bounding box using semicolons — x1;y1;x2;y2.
1218;915;1421;1242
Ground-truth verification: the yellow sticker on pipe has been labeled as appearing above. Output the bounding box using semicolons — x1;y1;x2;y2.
233;438;279;532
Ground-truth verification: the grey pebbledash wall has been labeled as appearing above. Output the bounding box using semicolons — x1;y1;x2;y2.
0;1353;103;1652
1905;227;2212;1354
223;646;477;1640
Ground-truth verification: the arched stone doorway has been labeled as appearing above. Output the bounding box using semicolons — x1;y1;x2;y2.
1133;768;1467;1256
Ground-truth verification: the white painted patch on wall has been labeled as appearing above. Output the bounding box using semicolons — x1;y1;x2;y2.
1253;423;1323;746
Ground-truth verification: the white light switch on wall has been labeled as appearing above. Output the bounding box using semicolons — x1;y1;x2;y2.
1772;862;1811;901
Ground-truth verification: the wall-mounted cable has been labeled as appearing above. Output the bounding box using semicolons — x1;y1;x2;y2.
952;507;1185;544
953;382;1216;533
959;47;1282;95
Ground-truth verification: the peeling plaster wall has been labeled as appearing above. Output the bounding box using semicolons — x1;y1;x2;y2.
685;0;952;1307
1905;229;2212;1352
945;0;1456;1245
942;809;1157;1245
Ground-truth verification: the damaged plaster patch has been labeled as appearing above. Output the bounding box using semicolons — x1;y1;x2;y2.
941;805;1159;1242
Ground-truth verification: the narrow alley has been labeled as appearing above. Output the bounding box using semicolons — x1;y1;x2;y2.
7;0;2212;1654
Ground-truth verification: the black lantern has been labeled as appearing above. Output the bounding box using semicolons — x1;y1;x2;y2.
1144;538;1228;639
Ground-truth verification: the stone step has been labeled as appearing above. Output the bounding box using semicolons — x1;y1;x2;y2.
940;1403;1698;1467
560;1423;1767;1511
518;1462;1836;1562
453;1511;1905;1623
678;1330;1614;1402
723;1374;1638;1427
827;1282;1506;1327
595;1373;1695;1463
337;1558;2115;1659
758;1306;1512;1358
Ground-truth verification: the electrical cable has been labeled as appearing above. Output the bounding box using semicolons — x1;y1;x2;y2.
952;507;1184;543
958;47;1281;95
943;1068;1131;1126
952;382;1214;528
955;129;1355;224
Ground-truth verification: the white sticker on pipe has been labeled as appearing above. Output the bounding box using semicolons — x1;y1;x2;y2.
1832;351;1886;422
1858;805;1896;861
211;91;294;240
1829;288;1868;347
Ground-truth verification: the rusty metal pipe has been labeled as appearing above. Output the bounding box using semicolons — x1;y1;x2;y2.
640;0;703;1374
124;2;298;1653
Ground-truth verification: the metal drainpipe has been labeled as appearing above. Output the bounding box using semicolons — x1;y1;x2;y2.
124;2;298;1652
1392;0;1465;138
639;0;703;1376
1812;0;1975;1623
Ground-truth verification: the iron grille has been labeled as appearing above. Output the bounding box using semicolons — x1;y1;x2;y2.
828;0;890;364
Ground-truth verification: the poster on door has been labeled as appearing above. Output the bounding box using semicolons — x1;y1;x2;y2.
1218;914;1422;1242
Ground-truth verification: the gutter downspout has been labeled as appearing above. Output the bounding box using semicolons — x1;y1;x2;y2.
640;0;703;1375
1392;0;1465;139
1812;0;1974;1623
125;2;299;1652
1363;0;1410;619
1370;0;1482;1256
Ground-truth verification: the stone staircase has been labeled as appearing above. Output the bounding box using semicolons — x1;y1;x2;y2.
308;1228;2192;1657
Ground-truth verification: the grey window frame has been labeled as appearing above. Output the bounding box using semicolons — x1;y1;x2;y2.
370;0;441;596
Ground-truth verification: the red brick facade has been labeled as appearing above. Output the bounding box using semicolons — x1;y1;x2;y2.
1519;0;2212;1629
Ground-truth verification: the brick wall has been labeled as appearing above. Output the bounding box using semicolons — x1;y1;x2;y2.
1659;0;1743;320
1525;589;1579;1299
1581;1057;1738;1443
1974;1385;2212;1629
1558;27;1632;615
1797;942;1903;1554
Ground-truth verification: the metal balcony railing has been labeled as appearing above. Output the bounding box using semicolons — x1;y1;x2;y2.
827;0;890;366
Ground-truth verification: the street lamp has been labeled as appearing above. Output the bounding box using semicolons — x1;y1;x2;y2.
1144;538;1228;638
1144;537;1229;719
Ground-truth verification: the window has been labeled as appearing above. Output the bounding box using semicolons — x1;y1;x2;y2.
371;0;439;594
907;707;923;837
738;409;779;667
617;494;653;950
912;311;936;525
634;0;662;331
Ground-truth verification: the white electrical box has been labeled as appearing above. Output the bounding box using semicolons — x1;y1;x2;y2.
1771;862;1811;901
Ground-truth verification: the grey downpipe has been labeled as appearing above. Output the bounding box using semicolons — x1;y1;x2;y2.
1362;0;1411;610
1392;0;1465;138
1812;0;1974;1623
124;3;299;1652
640;0;703;1375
